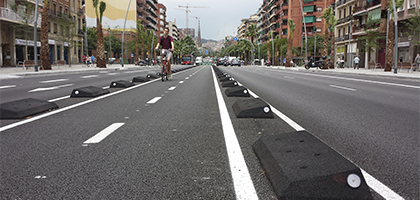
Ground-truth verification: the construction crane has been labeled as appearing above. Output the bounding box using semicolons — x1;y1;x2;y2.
175;3;208;37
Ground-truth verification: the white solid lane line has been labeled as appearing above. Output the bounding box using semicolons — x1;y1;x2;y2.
48;96;70;102
0;85;16;89
147;97;162;104
83;123;125;144
211;68;258;200
40;79;68;83
329;84;357;91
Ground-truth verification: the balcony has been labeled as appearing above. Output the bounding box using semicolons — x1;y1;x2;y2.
334;34;350;42
146;0;158;11
0;7;41;26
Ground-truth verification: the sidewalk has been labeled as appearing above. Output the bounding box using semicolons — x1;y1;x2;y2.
0;63;157;80
267;65;420;79
1;63;419;80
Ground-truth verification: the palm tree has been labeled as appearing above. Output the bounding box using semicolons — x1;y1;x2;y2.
93;0;106;68
245;24;258;44
321;7;334;68
385;0;404;71
41;0;51;69
329;17;337;69
286;19;295;67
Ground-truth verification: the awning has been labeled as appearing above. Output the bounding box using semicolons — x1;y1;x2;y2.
303;5;314;12
303;16;316;23
303;0;314;2
368;8;381;20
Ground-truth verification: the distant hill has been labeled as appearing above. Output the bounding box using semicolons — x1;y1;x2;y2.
201;38;218;44
201;38;224;51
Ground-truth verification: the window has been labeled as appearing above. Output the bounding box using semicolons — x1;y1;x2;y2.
48;22;51;32
53;23;57;34
316;7;322;12
339;10;341;19
316;28;321;33
338;29;341;37
344;8;346;18
303;5;314;12
408;0;416;9
316;17;322;22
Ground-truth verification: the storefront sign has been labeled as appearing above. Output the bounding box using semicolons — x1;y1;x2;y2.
15;39;26;46
16;39;43;47
398;42;410;48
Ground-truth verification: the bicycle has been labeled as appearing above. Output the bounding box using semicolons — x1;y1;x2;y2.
159;49;170;81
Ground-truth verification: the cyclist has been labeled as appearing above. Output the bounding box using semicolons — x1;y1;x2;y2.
155;27;174;78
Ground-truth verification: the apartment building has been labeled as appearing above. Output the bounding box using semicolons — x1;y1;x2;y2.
167;21;180;41
238;14;258;41
257;0;334;59
335;0;419;68
156;3;166;37
0;0;83;67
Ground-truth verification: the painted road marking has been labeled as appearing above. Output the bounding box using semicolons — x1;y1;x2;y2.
40;79;68;83
48;95;70;102
168;86;176;91
329;84;357;91
147;97;162;104
28;84;74;92
211;68;258;200
80;75;99;78
0;85;16;89
83;123;125;144
179;81;184;84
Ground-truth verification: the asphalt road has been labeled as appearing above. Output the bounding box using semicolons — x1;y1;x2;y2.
0;65;419;199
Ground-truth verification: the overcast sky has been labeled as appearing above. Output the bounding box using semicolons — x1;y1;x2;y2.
158;0;262;41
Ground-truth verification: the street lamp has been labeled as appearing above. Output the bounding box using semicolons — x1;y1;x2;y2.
298;0;308;65
33;0;39;72
121;0;132;67
82;4;88;58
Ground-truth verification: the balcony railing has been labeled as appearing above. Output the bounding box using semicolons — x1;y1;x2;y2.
0;7;41;25
335;35;350;42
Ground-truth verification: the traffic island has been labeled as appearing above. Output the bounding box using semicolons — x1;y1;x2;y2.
0;98;59;119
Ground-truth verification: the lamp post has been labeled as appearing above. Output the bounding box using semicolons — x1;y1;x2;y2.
298;0;308;64
33;0;39;71
121;0;132;67
82;4;88;58
391;0;398;74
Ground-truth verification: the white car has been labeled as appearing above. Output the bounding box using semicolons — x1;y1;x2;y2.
195;57;203;66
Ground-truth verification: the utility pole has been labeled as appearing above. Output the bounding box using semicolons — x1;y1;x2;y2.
175;4;208;38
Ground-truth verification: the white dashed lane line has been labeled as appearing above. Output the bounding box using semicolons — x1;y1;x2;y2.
83;123;125;145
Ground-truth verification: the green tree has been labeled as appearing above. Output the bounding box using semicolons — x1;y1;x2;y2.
245;24;258;44
359;17;385;65
11;2;37;62
56;14;78;67
321;7;335;68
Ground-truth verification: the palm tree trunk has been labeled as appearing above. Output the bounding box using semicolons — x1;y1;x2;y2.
141;33;145;60
323;28;329;68
286;38;293;67
96;19;106;68
41;0;51;70
330;31;335;69
385;19;394;71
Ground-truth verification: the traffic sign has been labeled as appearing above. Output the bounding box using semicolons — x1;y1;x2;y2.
233;37;238;41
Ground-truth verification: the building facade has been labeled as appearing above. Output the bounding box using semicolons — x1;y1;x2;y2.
257;0;335;59
156;3;166;37
1;0;84;67
166;21;180;41
238;14;258;41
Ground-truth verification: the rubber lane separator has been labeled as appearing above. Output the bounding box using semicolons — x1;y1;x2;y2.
83;123;125;145
211;68;258;200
